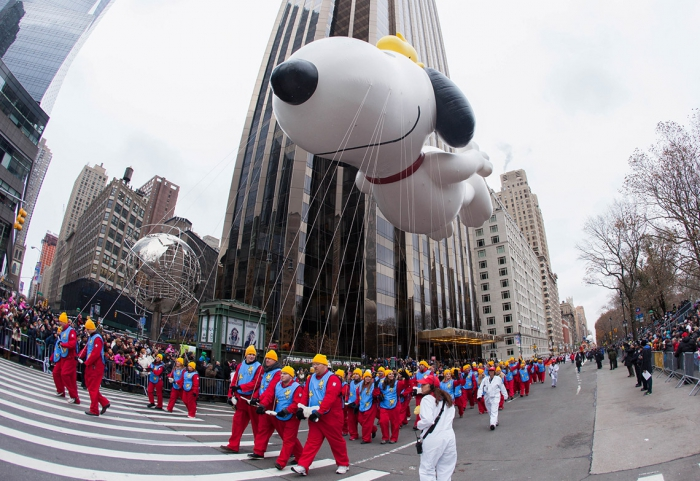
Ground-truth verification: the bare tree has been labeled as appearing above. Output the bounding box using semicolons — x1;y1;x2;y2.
625;110;700;287
634;236;680;317
577;199;647;339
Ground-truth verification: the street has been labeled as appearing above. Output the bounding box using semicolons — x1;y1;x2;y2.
1;357;699;480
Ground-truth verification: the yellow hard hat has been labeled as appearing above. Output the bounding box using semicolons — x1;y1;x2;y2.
353;368;363;376
84;319;96;330
59;312;68;324
188;362;196;369
335;369;345;378
363;370;373;379
281;366;295;377
311;354;328;366
156;354;163;360
245;345;257;356
378;367;385;372
496;367;502;373
176;358;184;365
265;350;278;361
419;360;429;368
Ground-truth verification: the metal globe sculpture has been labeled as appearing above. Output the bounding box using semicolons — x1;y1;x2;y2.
125;232;202;339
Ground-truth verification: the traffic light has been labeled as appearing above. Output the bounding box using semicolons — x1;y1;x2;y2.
13;208;27;230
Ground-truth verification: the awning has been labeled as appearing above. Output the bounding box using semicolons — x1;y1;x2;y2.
417;327;504;345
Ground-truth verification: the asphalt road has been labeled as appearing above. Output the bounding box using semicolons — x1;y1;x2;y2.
1;356;698;480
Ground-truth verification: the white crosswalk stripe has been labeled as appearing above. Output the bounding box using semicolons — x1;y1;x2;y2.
638;474;664;481
0;357;390;480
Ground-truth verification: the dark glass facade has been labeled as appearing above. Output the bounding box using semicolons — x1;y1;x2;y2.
0;0;114;113
219;0;477;360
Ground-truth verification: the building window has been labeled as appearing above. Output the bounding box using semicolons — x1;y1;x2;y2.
500;279;509;288
487;317;496;325
488;328;497;336
477;239;485;247
490;225;498;233
498;256;506;265
477;250;486;258
490;215;496;222
491;236;499;244
499;268;508;276
505;326;513;334
475;228;483;236
482;294;491;302
502;302;511;311
480;272;488;280
506;337;515;345
501;291;511;299
481;283;489;291
478;261;487;269
496;246;505;254
483;305;492;314
507;349;514;356
504;314;512;323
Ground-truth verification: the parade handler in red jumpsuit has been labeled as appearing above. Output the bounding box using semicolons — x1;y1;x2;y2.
220;345;262;453
248;350;282;460
291;354;350;476
146;354;165;409
254;365;305;470
79;319;109;416
53;312;80;404
182;362;199;418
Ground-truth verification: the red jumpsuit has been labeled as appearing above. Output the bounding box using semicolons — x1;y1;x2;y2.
356;383;379;442
454;375;466;417
252;369;282;457
182;371;199;417
340;381;350;435
463;370;476;408
54;326;80;402
147;362;164;408
259;380;304;468
519;370;531;396
167;368;185;412
401;377;414;425
224;362;262;452
296;371;350;472
82;334;109;415
378;379;405;443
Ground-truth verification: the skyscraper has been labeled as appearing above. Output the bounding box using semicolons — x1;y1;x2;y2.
57;163;108;242
468;191;546;360
0;0;115;113
218;0;479;360
497;169;565;354
138;176;180;236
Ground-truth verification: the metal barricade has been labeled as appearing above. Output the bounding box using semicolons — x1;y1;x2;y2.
665;353;684;383
653;351;664;374
102;360;148;395
198;377;228;400
677;352;700;395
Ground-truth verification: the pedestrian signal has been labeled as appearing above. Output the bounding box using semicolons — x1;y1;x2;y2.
13;208;27;230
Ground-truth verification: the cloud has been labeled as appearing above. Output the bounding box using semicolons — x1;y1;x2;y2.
496;141;513;172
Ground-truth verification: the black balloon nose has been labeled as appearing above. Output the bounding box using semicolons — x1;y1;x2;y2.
270;59;318;105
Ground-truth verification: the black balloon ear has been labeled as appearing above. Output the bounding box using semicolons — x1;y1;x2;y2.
425;68;475;148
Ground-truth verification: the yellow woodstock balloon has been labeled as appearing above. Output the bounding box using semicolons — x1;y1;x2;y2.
376;32;424;68
414;405;420;415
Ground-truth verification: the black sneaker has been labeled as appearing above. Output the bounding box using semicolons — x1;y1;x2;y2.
634;384;641;388
101;403;110;415
155;407;164;411
85;411;98;416
275;463;284;471
372;431;376;439
490;425;495;431
247;453;264;460
644;392;652;395
147;403;155;408
360;440;370;444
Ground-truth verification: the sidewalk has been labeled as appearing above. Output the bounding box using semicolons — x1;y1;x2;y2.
591;365;700;474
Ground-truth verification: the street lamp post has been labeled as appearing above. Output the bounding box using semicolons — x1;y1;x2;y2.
517;320;523;358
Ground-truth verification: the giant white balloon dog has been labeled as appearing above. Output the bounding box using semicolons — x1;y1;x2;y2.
270;34;493;239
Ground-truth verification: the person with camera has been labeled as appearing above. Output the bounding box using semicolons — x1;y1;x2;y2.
478;366;509;431
415;374;456;481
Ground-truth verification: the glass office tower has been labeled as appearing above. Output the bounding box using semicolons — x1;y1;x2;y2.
0;0;114;113
219;0;476;360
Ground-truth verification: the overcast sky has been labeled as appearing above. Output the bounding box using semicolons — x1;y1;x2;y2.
23;1;700;334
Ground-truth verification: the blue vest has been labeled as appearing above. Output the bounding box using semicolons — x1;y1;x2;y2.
454;378;462;398
259;368;281;396
415;369;427;381
537;362;545;373
59;326;77;358
172;368;184;389
149;362;163;384
440;379;456;401
358;383;374;412
379;379;399;409
308;370;333;407
274;381;300;421
87;333;105;364
463;373;473;390
347;380;362;404
52;338;61;362
236;361;261;396
519;368;530;382
183;371;197;391
505;369;514;381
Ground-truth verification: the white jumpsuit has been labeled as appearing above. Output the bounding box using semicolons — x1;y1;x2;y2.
417;394;457;481
549;363;559;387
477;375;508;427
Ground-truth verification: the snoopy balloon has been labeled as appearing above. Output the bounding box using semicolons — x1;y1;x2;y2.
270;34;493;239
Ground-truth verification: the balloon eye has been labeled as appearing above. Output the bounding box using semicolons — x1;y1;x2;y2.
271;59;319;105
